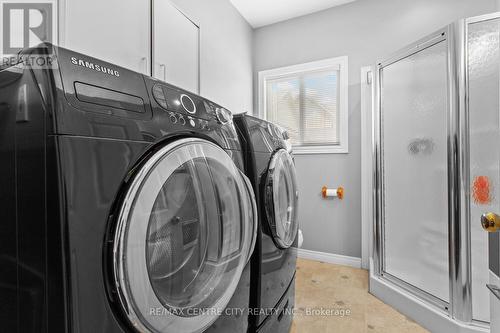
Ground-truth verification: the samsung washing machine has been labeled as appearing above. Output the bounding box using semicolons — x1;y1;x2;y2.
234;115;299;333
0;44;258;333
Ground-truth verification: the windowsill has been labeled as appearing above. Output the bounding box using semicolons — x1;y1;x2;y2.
292;145;348;155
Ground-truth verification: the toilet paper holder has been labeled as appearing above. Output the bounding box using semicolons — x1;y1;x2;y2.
321;186;344;200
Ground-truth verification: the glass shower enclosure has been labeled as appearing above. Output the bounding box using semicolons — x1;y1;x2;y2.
373;12;500;327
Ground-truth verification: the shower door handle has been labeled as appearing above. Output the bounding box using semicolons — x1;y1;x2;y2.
481;212;500;232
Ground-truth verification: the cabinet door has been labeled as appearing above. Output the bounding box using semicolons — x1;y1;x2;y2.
61;0;150;74
153;0;199;93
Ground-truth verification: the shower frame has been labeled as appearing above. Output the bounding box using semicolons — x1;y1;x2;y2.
372;12;500;329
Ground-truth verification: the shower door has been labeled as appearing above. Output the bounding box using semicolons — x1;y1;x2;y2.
372;13;500;329
376;30;450;308
467;14;500;323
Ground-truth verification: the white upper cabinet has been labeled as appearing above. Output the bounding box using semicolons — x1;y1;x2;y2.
153;0;200;93
60;0;150;74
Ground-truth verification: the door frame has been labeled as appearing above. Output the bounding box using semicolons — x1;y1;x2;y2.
361;65;374;270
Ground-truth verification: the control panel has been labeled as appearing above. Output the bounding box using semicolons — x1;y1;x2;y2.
148;79;235;133
166;111;210;130
152;83;215;121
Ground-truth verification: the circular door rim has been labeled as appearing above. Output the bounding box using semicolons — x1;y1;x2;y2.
264;148;299;249
112;137;255;333
237;168;258;264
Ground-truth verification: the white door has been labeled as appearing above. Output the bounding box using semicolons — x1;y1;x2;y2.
112;138;257;333
153;0;199;93
61;0;150;74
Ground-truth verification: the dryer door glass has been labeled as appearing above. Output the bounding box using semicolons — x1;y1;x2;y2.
265;149;299;248
113;138;256;333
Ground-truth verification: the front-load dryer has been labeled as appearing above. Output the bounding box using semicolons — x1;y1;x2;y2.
0;44;257;333
234;115;299;333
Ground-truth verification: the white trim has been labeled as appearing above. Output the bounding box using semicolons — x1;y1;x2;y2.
258;56;349;154
360;66;374;270
369;263;489;333
297;248;361;269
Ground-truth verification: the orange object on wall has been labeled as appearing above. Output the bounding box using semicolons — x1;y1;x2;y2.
473;175;491;205
337;186;344;200
321;186;328;198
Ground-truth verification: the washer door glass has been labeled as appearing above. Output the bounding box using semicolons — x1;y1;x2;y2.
113;138;256;333
265;149;299;249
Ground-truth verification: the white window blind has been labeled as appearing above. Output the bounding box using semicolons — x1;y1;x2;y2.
260;57;348;154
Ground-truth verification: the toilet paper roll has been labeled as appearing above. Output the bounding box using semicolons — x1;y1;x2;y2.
324;189;338;197
321;186;344;199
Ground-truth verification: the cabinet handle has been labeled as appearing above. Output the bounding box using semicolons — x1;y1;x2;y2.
141;57;148;75
159;64;166;81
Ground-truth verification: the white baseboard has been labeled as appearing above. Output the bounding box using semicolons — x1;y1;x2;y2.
297;248;362;269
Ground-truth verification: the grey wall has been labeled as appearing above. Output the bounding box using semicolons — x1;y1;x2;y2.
253;0;496;258
170;0;253;114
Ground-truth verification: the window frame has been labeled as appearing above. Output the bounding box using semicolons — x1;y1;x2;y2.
258;56;348;154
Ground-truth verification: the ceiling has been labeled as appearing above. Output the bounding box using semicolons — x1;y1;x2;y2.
230;0;357;28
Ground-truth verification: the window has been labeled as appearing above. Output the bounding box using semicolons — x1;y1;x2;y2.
259;56;348;154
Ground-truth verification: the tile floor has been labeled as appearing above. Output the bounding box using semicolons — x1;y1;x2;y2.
290;258;429;333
